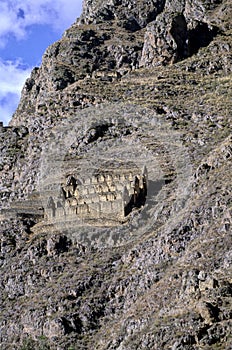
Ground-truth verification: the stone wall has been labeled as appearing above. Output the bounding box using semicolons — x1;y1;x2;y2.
45;166;148;223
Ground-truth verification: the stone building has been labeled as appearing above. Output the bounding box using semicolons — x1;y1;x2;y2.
45;166;148;223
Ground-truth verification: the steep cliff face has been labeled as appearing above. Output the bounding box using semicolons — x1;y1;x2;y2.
0;0;231;349
80;0;166;27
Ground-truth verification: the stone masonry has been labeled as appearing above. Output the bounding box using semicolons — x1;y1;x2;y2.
46;166;148;223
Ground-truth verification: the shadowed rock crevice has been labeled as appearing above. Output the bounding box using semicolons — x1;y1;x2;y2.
170;14;188;60
188;22;219;55
140;2;222;67
60;315;83;335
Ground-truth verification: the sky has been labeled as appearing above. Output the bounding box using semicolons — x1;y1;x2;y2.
0;0;83;125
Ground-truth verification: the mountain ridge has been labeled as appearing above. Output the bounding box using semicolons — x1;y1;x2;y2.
0;0;231;349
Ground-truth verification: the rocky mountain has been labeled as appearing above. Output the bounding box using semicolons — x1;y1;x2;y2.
0;0;231;349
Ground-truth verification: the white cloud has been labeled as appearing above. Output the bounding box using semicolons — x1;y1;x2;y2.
0;59;31;124
0;0;83;46
0;1;83;124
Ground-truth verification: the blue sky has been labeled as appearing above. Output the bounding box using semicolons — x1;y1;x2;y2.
0;0;82;125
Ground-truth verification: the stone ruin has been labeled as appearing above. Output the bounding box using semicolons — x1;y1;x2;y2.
45;166;148;223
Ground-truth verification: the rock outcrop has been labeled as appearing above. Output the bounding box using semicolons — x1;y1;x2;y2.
0;0;231;349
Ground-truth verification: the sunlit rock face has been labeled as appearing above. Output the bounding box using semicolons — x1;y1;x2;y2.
0;0;231;349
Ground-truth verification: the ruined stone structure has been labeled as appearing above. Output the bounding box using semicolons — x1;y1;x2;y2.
46;166;148;223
